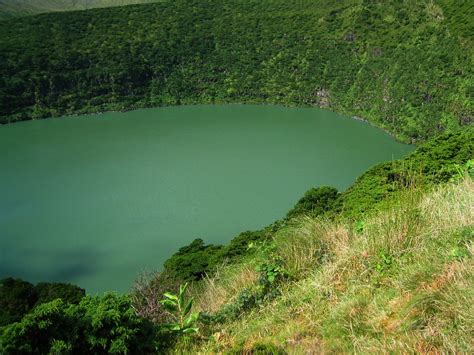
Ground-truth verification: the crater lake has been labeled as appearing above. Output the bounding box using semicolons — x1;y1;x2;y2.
0;105;414;292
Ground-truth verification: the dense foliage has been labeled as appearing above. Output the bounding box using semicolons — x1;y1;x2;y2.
0;278;85;327
163;239;224;281
163;229;273;281
0;0;472;141
339;127;474;218
0;294;157;354
286;186;340;219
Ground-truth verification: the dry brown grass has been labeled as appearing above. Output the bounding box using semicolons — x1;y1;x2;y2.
192;262;259;314
178;178;474;354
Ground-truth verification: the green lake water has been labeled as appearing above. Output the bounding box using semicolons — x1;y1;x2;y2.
0;105;414;293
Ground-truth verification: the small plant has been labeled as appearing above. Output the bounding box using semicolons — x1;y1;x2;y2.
160;283;200;336
256;262;288;303
449;247;469;260
448;160;474;183
256;263;288;284
211;262;289;323
448;227;472;260
355;220;366;234
375;251;393;276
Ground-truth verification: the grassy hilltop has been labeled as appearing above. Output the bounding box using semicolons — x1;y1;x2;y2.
0;0;472;142
0;0;157;21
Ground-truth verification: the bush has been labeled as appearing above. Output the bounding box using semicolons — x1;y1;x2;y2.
286;186;340;219
0;278;85;327
0;294;157;354
34;282;85;306
163;238;224;281
0;278;36;326
131;270;181;323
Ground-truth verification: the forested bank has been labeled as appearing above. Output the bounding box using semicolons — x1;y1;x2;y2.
1;0;472;141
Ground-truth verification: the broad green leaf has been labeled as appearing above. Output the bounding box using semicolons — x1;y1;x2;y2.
163;292;178;301
183;298;193;317
179;283;188;306
182;327;199;334
184;312;199;327
160;299;178;311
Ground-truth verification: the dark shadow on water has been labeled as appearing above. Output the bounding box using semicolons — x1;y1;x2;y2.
0;247;104;285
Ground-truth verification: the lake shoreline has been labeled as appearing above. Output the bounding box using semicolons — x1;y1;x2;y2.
1;101;411;144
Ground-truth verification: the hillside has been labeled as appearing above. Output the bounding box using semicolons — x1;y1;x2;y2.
0;0;157;20
181;176;473;353
0;0;472;142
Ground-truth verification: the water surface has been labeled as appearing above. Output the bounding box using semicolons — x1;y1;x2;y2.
0;105;413;292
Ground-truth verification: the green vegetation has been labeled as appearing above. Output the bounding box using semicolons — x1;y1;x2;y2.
286;186;340;219
0;0;158;21
161;128;473;282
159;283;200;337
0;278;85;326
182;178;473;353
0;0;473;352
0;294;157;354
0;0;472;141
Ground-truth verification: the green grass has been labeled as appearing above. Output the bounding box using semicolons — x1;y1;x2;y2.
180;177;473;353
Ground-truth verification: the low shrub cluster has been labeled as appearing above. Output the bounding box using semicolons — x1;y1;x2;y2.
0;278;85;327
0;294;157;354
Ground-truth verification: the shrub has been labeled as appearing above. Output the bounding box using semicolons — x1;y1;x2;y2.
0;278;36;326
286;186;340;219
0;278;85;327
0;294;157;354
163;238;224;281
131;270;181;323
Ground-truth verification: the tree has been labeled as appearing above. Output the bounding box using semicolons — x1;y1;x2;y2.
286;186;340;219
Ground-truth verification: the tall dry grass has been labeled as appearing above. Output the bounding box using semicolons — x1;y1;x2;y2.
178;178;473;353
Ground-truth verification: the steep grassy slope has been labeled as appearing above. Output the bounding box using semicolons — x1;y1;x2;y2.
180;177;473;353
0;0;472;141
0;0;157;21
